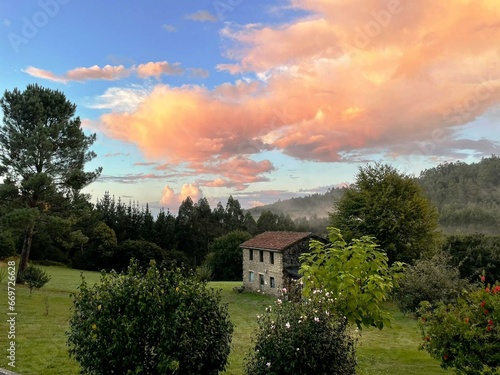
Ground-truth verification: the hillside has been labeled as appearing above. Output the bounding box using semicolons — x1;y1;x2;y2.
247;188;346;220
249;156;500;234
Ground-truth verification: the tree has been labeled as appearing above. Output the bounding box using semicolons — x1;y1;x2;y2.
207;230;252;281
331;163;438;264
299;227;405;330
0;84;101;279
68;261;233;375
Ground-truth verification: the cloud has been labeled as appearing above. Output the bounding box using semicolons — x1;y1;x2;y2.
185;10;218;23
162;24;177;32
96;173;169;184
24;61;189;83
95;0;500;190
160;183;203;206
89;86;151;112
188;67;210;79
136;62;184;79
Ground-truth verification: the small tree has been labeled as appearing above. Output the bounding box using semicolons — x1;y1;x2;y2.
67;261;233;375
207;230;252;281
300;227;405;329
245;291;357;375
419;278;500;374
331;163;439;264
393;251;470;313
18;265;51;294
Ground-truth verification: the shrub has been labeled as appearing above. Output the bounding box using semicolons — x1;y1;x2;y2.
207;230;252;281
300;227;405;329
67;261;233;375
112;239;166;271
393;252;470;313
18;265;51;294
418;278;500;374
244;290;357;375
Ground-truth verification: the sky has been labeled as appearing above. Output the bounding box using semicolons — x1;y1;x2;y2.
1;0;499;214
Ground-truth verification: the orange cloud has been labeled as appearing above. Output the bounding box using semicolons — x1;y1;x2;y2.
97;0;500;189
160;184;203;206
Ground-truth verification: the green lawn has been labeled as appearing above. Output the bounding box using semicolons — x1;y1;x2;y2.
0;262;447;375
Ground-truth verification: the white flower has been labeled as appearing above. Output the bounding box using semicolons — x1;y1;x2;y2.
314;317;320;322
296;348;300;351
285;322;290;329
266;362;271;368
276;299;282;305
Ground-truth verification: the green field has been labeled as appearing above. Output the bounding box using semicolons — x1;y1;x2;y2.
0;262;447;375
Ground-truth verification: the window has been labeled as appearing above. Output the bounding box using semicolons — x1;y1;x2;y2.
259;274;265;289
259;250;264;262
270;252;274;264
249;271;254;282
249;249;253;261
270;277;275;288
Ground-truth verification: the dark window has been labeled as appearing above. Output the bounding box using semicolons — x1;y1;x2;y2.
259;274;265;289
270;277;275;288
249;271;254;282
270;252;274;264
259;250;264;262
249;249;253;261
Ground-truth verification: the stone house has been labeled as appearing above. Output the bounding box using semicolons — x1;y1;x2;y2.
240;231;326;297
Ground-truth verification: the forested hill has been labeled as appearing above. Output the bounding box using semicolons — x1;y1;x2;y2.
248;156;500;234
418;155;500;234
247;188;346;220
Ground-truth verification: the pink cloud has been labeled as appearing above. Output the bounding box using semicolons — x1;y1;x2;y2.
136;61;184;79
160;184;202;206
22;66;67;83
96;0;500;191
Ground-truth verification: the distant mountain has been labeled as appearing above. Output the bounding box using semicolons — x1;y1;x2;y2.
247;156;500;235
247;188;346;220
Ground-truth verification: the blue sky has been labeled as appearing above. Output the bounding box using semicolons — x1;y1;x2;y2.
1;0;499;213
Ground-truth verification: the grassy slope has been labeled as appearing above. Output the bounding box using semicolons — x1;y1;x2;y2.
0;264;447;375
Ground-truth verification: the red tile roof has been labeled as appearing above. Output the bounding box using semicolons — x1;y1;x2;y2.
239;231;312;251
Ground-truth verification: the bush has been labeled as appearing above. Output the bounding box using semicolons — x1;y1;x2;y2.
112;239;166;271
300;227;405;329
207;230;252;281
419;279;500;374
244;290;357;375
18;265;51;294
67;261;233;375
393;252;470;313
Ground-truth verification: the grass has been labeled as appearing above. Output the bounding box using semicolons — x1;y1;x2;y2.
0;262;447;375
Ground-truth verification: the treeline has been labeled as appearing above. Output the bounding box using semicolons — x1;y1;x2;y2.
418;155;500;234
1;192;325;271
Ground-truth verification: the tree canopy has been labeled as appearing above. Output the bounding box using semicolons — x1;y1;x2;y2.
0;84;101;276
330;163;438;264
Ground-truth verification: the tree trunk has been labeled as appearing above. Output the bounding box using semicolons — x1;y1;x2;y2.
17;224;34;283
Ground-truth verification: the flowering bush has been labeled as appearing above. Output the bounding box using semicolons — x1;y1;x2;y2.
300;227;405;329
67;261;233;375
244;289;357;375
419;277;500;375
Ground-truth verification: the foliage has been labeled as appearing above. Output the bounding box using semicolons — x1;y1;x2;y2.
393;252;470;313
0;229;16;259
207;230;252;281
418;279;500;375
18;264;51;294
67;261;233;375
444;234;500;284
0;84;101;277
299;226;405;329
418;156;500;234
244;291;357;375
112;239;166;271
331;163;439;264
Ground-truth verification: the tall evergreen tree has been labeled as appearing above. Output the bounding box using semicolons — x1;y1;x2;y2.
0;84;101;278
